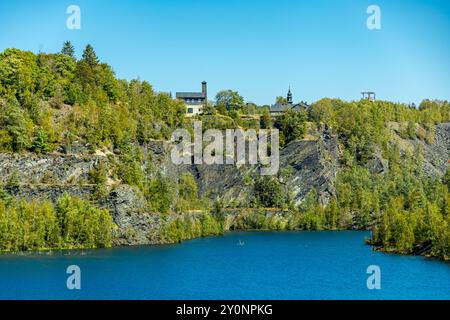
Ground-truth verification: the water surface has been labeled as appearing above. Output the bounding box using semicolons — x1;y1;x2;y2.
0;231;449;299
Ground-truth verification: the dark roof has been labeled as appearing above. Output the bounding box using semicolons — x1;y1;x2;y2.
270;102;309;113
270;103;292;113
176;92;205;99
295;102;309;109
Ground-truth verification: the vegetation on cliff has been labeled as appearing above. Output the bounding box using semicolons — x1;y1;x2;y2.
0;45;185;153
0;191;112;252
0;44;449;259
156;213;224;244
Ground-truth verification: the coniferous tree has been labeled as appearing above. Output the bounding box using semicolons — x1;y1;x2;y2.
61;41;75;58
82;44;99;66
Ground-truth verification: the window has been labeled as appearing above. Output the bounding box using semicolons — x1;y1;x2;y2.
187;108;194;113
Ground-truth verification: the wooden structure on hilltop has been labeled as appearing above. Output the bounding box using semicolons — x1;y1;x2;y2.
361;91;376;102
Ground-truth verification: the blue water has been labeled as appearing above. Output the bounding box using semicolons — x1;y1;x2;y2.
0;231;449;300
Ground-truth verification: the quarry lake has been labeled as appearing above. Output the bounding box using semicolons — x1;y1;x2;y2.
0;231;449;300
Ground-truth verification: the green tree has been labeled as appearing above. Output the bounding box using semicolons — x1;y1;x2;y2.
32;128;51;153
433;215;450;259
215;90;244;111
89;161;109;199
61;41;75;58
0;195;111;252
81;44;99;66
145;173;175;215
176;173;200;211
56;194;112;248
0;97;33;151
325;198;339;229
274;109;307;145
254;176;285;208
443;168;450;189
392;212;415;252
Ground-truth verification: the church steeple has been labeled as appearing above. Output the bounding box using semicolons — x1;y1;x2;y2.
287;86;293;104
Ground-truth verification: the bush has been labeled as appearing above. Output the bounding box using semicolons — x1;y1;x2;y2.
274;109;307;145
254;176;285;208
0;194;112;252
159;213;223;243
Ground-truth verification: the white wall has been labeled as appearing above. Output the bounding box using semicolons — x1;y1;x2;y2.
185;103;203;116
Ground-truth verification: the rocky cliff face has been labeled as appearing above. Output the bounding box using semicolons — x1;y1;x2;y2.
176;125;340;206
1;123;448;245
415;123;450;176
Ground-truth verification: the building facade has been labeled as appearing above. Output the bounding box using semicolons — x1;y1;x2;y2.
270;88;308;116
176;81;207;116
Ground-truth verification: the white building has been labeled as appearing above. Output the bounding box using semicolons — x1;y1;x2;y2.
176;81;207;116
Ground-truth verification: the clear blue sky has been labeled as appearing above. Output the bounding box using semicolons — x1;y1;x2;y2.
0;0;449;105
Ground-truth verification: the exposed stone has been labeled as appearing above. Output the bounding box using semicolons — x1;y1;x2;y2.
366;154;389;174
4;185;95;202
100;185;160;246
0;123;449;246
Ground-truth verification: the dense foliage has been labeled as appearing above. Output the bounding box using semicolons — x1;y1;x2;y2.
309;98;449;163
0;45;449;259
274;109;307;145
0;45;185;153
157;213;223;244
0;192;112;252
241;98;449;260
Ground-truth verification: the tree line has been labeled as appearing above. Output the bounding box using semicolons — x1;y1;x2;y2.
0;44;449;258
0;191;113;252
0;43;185;153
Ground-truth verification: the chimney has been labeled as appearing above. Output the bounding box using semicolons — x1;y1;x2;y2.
202;81;207;102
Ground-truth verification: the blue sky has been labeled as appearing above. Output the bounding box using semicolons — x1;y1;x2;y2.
0;0;449;105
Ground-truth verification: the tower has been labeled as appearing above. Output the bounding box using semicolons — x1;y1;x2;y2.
287;87;293;104
202;81;207;104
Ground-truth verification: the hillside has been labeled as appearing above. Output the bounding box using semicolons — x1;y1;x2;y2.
0;46;449;260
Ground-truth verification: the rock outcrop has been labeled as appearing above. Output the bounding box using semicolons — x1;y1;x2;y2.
422;123;450;176
0;123;448;245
